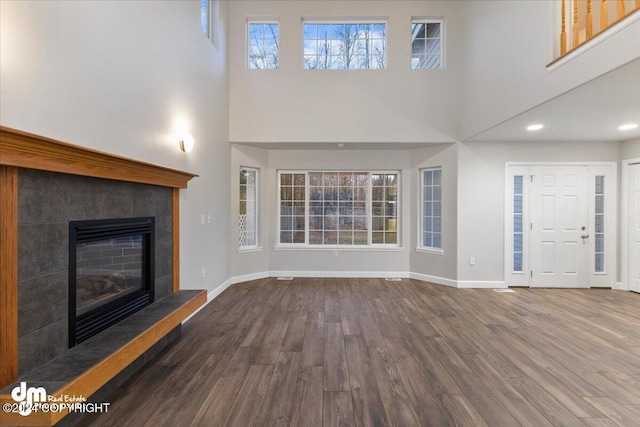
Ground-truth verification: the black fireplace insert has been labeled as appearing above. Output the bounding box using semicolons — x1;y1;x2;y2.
68;217;155;347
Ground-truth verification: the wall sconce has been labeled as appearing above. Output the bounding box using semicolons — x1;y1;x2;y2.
179;134;194;153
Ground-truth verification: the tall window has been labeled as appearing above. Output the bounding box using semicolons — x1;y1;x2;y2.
372;174;398;244
411;19;443;69
420;168;442;249
248;22;279;69
303;22;386;69
239;168;258;248
200;0;209;36
513;176;524;272
278;171;399;246
595;176;605;272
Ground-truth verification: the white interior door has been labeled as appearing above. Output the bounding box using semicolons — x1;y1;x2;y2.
629;164;640;293
530;166;589;288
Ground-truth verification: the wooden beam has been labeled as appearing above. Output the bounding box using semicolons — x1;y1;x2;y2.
173;189;180;292
0;166;18;389
0;126;197;189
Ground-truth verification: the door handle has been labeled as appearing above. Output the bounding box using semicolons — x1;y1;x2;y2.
581;234;590;239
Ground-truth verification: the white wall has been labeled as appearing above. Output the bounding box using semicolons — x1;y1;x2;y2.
622;138;640;159
460;0;640;140
231;144;270;278
456;140;622;282
0;0;231;293
409;144;458;281
266;149;412;275
229;0;463;144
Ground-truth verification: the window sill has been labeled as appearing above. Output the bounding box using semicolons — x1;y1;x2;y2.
415;247;444;255
238;246;263;254
274;245;404;252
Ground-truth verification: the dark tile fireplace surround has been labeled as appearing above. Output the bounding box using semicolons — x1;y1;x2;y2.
18;168;173;376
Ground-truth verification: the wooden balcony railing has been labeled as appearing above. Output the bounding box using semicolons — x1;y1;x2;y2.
559;0;640;56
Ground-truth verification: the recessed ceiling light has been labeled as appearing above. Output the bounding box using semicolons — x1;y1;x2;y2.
338;143;345;148
618;123;638;131
526;124;544;131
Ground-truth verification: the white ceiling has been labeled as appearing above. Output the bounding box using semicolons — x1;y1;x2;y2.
466;58;640;143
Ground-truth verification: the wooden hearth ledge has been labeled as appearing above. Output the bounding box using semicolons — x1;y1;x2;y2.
0;126;202;425
0;290;206;426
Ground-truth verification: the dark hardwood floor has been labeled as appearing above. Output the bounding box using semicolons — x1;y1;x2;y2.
86;278;640;426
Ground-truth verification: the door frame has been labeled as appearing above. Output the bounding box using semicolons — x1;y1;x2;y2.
622;158;640;291
505;162;617;288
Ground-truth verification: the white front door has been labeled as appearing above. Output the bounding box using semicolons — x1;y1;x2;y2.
629;163;640;293
530;166;589;288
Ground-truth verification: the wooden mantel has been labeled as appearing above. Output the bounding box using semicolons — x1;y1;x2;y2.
0;126;198;188
0;126;198;389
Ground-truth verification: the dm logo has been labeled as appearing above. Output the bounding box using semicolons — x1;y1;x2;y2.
11;382;47;416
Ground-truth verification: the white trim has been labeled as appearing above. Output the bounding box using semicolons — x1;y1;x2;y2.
270;270;411;279
547;9;640;72
415;247;444;255
238;246;264;253
613;281;627;291
230;271;270;285
274;245;404;252
457;281;507;289
409;272;457;288
182;277;233;324
622;158;640;292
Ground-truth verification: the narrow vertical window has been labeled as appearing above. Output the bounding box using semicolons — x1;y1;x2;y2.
370;173;398;245
411;19;443;69
595;176;605;272
513;176;523;272
248;22;279;69
200;0;209;36
239;168;258;248
279;173;306;244
421;168;442;249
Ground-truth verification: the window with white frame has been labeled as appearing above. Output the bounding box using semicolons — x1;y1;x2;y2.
239;167;258;248
594;175;605;273
411;19;443;69
303;21;387;69
513;176;524;272
248;21;279;69
420;168;442;249
278;171;399;246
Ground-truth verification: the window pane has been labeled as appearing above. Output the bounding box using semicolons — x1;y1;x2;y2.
248;22;279;69
595;176;605;272
303;22;387;70
239;168;258;248
421;168;441;249
201;0;209;35
412;20;442;69
512;175;523;272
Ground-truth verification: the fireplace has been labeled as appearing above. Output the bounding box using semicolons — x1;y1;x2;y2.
69;217;155;347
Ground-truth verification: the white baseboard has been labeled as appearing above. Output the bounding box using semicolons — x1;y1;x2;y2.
230;271;270;285
269;270;411;279
457;280;507;289
613;281;628;291
182;278;233;324
409;272;457;288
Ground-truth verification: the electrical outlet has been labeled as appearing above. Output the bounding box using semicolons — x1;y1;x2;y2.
469;257;476;265
207;215;212;224
201;214;205;225
201;268;205;278
333;250;339;258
